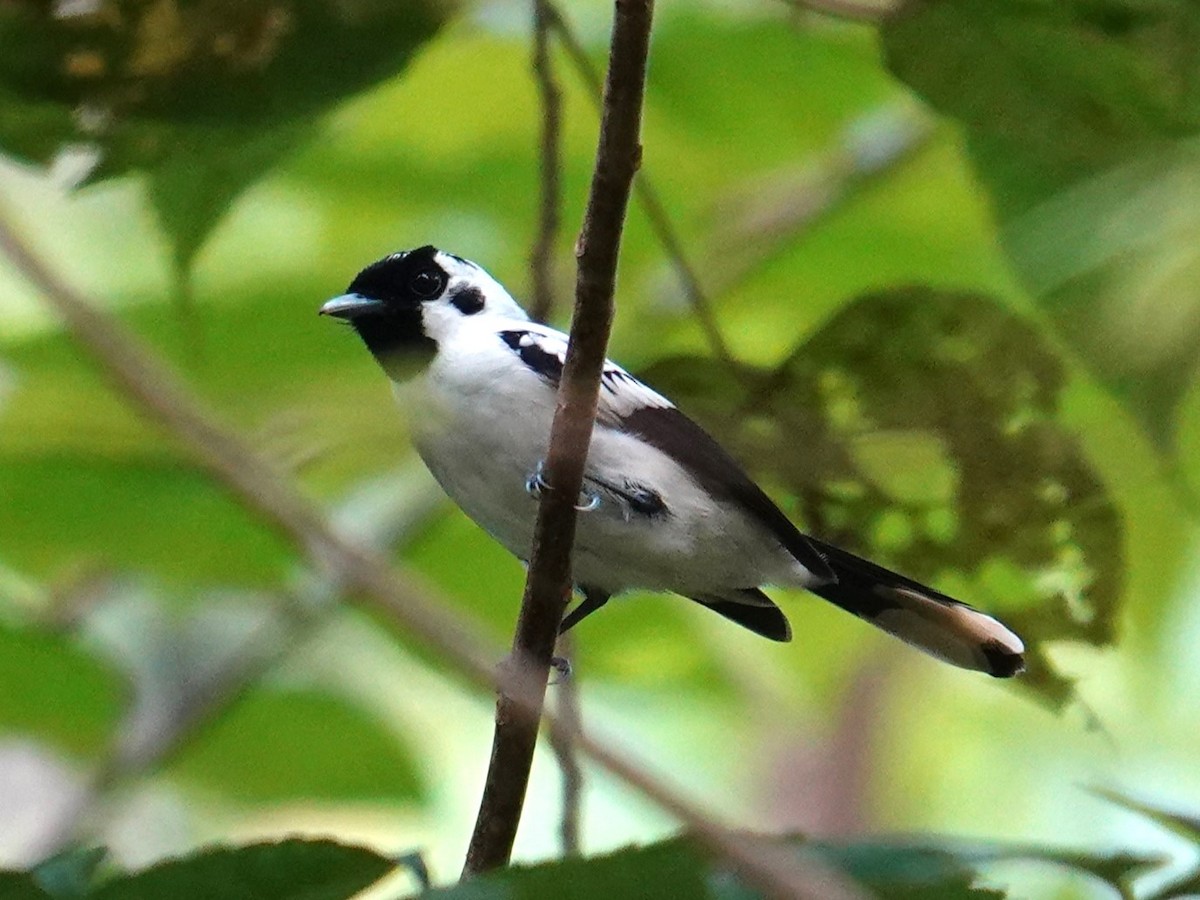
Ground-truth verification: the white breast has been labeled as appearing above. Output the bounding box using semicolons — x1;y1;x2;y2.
405;324;804;597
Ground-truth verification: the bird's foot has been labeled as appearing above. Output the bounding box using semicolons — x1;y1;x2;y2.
525;460;551;499
524;460;601;512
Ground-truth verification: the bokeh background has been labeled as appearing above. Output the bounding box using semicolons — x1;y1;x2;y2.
2;0;1200;896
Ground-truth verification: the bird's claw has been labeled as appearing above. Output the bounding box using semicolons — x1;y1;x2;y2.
524;460;601;513
525;460;551;499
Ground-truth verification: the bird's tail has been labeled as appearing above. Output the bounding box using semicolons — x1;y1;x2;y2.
804;537;1025;678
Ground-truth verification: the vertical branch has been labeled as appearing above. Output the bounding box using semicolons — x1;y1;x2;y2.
462;0;655;877
531;0;584;855
530;0;564;323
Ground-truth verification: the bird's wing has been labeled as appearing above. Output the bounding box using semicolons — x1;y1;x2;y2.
495;326;835;583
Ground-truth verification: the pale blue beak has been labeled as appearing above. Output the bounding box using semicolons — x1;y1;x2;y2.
319;293;385;319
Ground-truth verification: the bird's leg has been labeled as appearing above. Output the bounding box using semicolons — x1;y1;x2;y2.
559;587;610;635
525;460;601;512
550;588;610;685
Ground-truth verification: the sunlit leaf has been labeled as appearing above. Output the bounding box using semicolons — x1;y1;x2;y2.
89;839;394;900
1093;787;1200;847
883;0;1200;452
960;843;1164;898
643;287;1122;707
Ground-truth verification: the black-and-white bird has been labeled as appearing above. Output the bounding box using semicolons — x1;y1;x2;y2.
321;246;1025;677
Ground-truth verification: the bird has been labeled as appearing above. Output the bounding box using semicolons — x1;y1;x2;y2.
320;245;1025;677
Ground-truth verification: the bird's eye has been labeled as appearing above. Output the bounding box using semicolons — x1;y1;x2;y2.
410;268;445;298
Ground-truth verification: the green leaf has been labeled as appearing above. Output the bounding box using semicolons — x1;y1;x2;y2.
420;840;715;900
0;456;297;590
883;0;1200;452
0;872;55;900
799;843;1007;900
642;287;1122;708
166;687;425;804
144;121;311;282
0;0;452;280
420;837;1009;900
90;839;394;900
0;622;123;756
32;847;107;899
0;1;452;147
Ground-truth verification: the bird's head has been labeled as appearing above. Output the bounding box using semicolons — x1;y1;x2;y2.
320;245;528;376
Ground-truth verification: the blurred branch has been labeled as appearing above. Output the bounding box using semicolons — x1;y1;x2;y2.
0;151;868;900
547;633;583;856
529;0;564;323
530;0;585;856
706;104;933;301
462;0;655;876
544;1;736;366
34;468;446;858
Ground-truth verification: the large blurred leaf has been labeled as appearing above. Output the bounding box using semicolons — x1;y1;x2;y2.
0;457;297;589
421;836;1007;899
89;839;394;900
0;0;451;273
420;833;1176;899
166;686;425;804
883;0;1200;453
0;622;123;756
643;287;1121;707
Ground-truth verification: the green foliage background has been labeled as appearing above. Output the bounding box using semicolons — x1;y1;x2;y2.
2;0;1200;897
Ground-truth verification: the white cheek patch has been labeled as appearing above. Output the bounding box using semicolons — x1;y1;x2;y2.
873;587;1025;675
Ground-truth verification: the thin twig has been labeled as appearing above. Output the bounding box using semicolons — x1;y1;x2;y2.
547;633;583;856
529;0;564;323
461;0;656;876
530;0;585;854
544;1;736;365
0;177;869;900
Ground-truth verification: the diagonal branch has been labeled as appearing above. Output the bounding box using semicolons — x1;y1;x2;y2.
544;0;736;365
461;0;655;876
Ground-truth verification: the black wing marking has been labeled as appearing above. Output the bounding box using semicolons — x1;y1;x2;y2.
691;589;792;642
500;330;564;382
498;329;671;416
